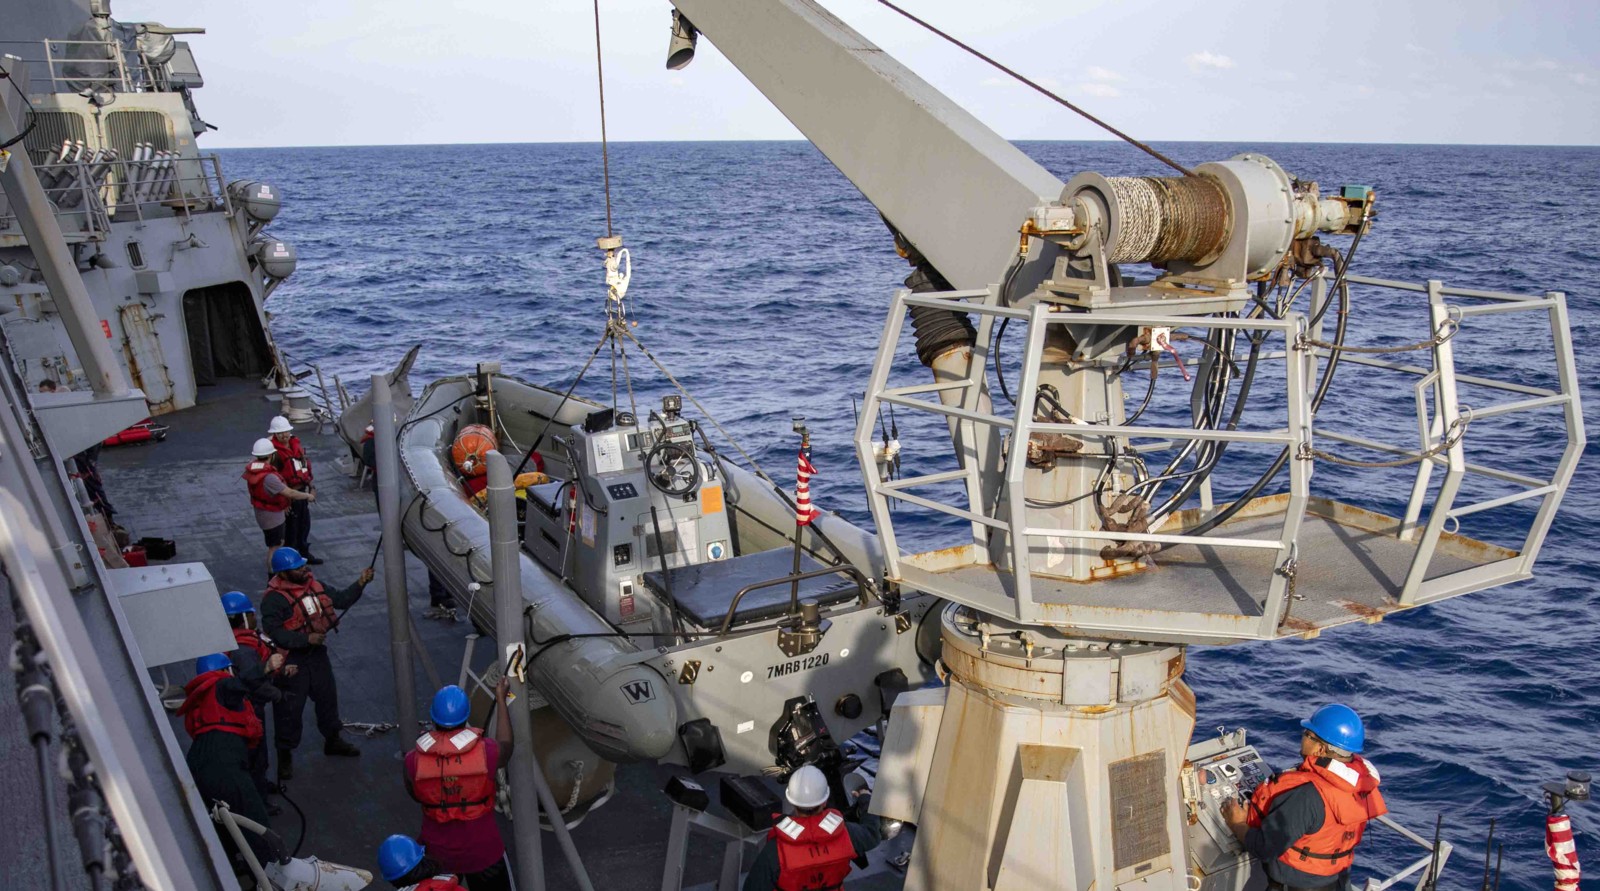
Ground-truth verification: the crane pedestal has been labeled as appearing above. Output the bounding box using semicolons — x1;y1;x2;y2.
878;609;1195;891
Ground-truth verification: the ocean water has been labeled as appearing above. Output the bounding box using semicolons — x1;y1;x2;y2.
220;140;1599;889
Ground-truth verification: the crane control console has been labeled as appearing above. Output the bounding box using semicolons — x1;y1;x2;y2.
1183;729;1271;891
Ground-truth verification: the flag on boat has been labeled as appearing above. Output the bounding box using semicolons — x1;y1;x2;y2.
1548;813;1580;891
796;449;820;526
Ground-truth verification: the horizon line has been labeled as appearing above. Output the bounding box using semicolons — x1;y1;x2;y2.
209;136;1600;151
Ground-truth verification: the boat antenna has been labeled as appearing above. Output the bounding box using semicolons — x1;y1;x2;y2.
872;0;1193;177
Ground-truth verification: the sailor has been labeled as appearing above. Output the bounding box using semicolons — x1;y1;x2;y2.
269;415;322;565
1223;704;1387;891
260;546;372;779
177;652;287;866
377;834;467;890
244;438;315;568
742;764;882;891
403;681;514;891
222;590;294;802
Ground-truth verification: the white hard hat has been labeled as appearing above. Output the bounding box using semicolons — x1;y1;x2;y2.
785;765;830;809
251;438;277;457
267;415;293;434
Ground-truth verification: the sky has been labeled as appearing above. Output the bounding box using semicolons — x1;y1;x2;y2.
116;0;1600;147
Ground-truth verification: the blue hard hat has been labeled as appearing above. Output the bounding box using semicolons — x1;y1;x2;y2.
1301;703;1365;753
195;653;232;675
220;591;254;616
377;834;426;883
269;547;307;574
430;685;471;728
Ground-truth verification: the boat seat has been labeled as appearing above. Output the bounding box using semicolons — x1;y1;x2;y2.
526;480;566;518
642;547;859;630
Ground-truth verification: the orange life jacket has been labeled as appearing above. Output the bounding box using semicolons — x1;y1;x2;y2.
1248;755;1387;877
768;809;857;891
265;574;337;635
413;728;495;822
242;462;289;512
178;670;264;747
274;436;313;487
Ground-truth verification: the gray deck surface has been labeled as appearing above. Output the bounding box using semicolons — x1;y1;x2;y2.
98;379;904;890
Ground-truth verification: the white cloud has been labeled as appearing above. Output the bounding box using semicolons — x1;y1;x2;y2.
1573;72;1595;86
1076;82;1121;98
1187;51;1236;71
1086;66;1123;82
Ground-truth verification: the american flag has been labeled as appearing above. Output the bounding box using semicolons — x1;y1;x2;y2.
1548;814;1581;891
795;449;820;526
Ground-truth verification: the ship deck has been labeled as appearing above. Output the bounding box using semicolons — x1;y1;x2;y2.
98;379;904;889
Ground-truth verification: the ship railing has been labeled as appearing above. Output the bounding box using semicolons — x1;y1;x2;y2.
0;152;232;243
856;274;1581;643
1358;814;1452;891
0;37;171;94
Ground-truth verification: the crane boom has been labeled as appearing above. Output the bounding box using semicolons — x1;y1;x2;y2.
669;0;1061;288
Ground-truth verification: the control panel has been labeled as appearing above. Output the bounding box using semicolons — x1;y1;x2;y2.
1183;730;1270;891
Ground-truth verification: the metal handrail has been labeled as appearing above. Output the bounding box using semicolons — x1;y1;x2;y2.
0;38;163;93
716;564;870;635
1360;814;1453;891
0;154;231;237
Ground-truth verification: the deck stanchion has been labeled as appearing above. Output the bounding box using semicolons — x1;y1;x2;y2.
372;375;420;750
487;451;547;891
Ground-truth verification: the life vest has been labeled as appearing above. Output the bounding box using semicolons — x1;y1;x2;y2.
274;436;313;487
242;462;289;512
265;574;337;635
177;670;264;747
413;727;495;822
1248;755;1387;877
232;627;288;672
768;809;857;891
405;877;466;891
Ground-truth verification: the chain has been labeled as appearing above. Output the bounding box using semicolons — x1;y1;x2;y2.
1298;316;1459;355
1300;414;1472;468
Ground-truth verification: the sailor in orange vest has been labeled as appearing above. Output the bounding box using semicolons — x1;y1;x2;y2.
178;652;287;866
259;546;373;781
1223;704;1387;890
403;681;515;891
222;590;295;804
244;437;315;568
270;415;323;564
377;834;467;890
742;764;882;891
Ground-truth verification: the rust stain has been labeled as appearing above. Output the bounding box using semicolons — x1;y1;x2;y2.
1278;615;1317;632
1338;600;1387;622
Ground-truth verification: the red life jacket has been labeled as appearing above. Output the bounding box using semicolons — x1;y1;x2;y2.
274;436;313;487
232;627;272;661
242;462;290;512
407;877;466;891
265;574;337;635
413;727;495;822
1248;755;1387;877
178;670;264;747
768;809;857;891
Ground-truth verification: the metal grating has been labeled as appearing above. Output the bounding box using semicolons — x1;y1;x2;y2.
21;111;87;165
104;110;174;158
1109;751;1169;871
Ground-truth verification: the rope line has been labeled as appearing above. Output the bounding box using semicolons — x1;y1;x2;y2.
592;0;615;236
873;0;1192;176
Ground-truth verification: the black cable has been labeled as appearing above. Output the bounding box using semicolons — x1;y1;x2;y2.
0;61;39;151
872;0;1192;176
272;784;308;858
35;740;64;891
991;255;1024;405
512;327;611;479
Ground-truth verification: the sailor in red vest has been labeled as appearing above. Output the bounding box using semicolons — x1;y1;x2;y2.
178;652;287;866
270;415;323;565
259;546;373;781
1223;704;1387;890
222;590;294;803
403;680;515;891
377;834;467;890
244;437;314;568
742;764;882;891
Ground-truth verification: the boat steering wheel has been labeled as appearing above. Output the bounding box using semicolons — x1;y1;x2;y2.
645;441;702;496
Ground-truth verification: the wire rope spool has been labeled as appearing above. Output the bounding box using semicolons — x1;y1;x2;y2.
451;423;498;477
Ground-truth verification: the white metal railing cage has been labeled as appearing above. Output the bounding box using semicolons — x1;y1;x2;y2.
855;275;1582;644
